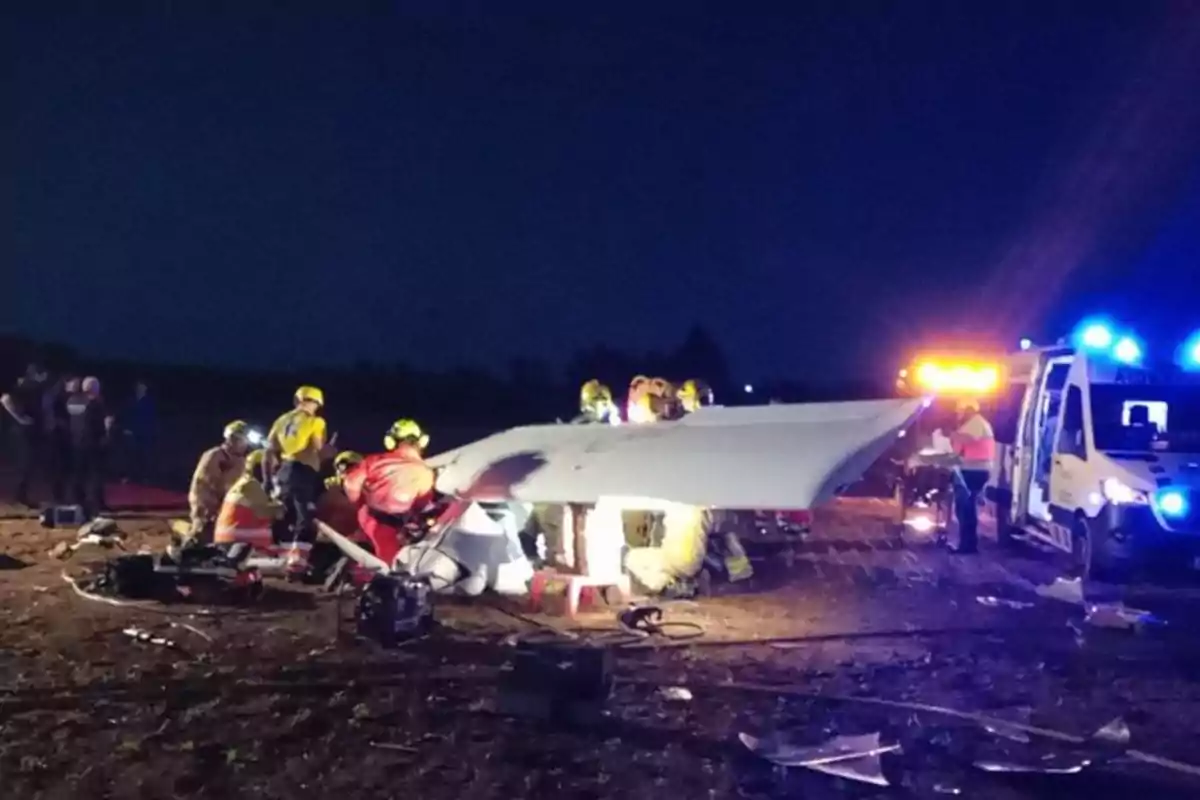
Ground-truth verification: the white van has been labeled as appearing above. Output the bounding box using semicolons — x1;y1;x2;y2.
989;343;1200;579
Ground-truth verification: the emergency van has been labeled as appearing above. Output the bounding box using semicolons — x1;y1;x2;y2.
989;323;1200;579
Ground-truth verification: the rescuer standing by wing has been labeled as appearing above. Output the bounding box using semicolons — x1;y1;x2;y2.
265;386;329;577
949;398;996;554
677;379;714;413
575;380;620;424
186;420;252;543
627;376;681;423
342;419;438;568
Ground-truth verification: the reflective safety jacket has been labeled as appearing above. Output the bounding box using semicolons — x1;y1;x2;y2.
189;445;246;520
343;444;436;517
214;475;282;549
267;409;327;471
953;413;996;472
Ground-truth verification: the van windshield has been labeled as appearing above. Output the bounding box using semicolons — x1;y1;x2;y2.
1090;384;1200;453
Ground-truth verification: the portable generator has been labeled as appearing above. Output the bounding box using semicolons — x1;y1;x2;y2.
356;573;434;648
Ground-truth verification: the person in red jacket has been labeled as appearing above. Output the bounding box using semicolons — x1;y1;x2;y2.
342;419;438;568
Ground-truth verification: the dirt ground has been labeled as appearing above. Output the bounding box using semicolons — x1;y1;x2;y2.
5;499;1200;799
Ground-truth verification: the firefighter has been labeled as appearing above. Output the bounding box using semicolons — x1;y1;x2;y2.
316;450;364;540
626;375;651;423
325;450;364;490
628;376;679;423
677;379;714;413
214;450;282;553
66;377;116;517
343;419;438;568
576;380;619;424
265;386;328;576
186;420;251;543
949;398;995;554
624;504;713;597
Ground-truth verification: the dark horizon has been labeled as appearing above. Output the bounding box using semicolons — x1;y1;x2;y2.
9;2;1200;382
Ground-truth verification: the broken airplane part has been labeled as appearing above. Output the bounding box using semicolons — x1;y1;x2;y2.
318;399;927;592
427;398;927;511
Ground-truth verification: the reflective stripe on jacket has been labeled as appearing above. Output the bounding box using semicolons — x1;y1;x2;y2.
214;475;280;548
954;413;996;471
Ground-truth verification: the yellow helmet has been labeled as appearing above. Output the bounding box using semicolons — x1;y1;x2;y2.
244;449;265;474
294;385;325;407
678;379;714;412
580;379;613;410
334;450;364;474
957;398;981;414
223;420;250;441
384;418;429;451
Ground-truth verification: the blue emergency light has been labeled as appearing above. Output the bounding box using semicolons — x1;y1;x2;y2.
1178;330;1200;371
1076;320;1114;350
1113;336;1142;365
1072;317;1145;365
1156;489;1188;519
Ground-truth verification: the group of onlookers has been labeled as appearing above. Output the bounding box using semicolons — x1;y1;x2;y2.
1;362;157;515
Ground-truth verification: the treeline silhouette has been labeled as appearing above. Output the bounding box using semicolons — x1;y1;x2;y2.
1;326;890;429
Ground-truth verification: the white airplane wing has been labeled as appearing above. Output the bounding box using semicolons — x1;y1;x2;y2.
427;398;925;511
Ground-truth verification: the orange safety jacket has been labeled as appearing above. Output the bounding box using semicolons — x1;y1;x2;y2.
952;413;996;471
214;475;281;550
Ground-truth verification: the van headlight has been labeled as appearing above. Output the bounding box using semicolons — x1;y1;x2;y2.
1102;478;1148;505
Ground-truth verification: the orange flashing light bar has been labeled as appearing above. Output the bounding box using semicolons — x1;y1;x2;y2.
901;359;1002;395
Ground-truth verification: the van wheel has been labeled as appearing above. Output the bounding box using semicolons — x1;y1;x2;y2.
1072;518;1128;583
1070;520;1093;580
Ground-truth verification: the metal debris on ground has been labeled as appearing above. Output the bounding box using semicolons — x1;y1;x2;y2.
739;731;899;787
1085;603;1163;631
980;707;1034;743
1035;576;1086;605
122;627;178;649
1092;717;1131;748
370;742;418;753
169;622;214;643
659;686;693;701
974;754;1092;774
975;596;1035;610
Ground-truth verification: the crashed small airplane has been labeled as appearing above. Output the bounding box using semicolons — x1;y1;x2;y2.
319;398;926;594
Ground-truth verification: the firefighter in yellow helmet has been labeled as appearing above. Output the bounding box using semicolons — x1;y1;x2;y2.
325;450;364;490
265;385;328;577
316;451;364;548
341;419;437;566
576;379;620;424
185;420;251;544
677;379;714;413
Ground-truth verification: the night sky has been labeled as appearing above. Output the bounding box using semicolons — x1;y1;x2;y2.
9;2;1200;382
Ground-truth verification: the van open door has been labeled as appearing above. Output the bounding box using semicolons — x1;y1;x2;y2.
1046;357;1093;551
1024;354;1074;522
